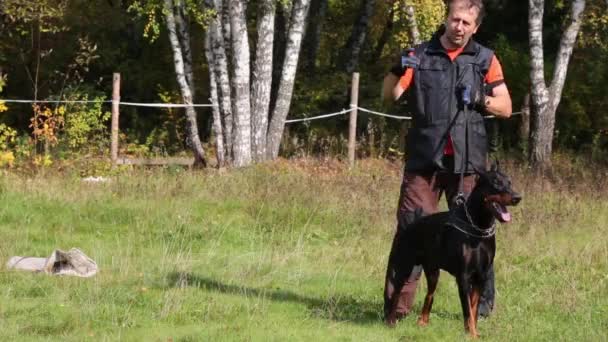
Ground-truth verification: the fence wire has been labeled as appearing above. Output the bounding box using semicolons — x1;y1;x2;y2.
0;99;216;108
0;98;521;120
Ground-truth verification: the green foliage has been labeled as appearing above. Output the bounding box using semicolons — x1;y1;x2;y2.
143;86;187;156
0;73;6;113
0;123;17;151
128;0;164;42
0;0;69;34
60;93;111;152
491;34;529;110
579;1;608;53
391;0;446;48
128;0;214;42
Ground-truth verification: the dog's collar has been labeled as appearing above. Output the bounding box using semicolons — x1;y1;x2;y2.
446;210;497;238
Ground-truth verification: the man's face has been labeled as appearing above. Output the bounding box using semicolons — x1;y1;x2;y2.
444;2;480;48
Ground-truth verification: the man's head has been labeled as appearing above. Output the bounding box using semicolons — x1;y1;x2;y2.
442;0;484;48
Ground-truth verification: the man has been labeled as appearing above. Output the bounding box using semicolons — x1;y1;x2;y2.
383;0;512;320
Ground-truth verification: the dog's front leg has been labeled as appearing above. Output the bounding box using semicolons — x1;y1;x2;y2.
417;268;439;326
456;276;479;338
469;284;482;337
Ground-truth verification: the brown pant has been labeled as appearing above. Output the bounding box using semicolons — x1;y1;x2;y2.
384;169;477;317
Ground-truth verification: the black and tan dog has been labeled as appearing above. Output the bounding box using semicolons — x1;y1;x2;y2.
384;164;521;338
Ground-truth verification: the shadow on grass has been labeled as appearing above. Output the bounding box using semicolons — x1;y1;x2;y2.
163;272;383;325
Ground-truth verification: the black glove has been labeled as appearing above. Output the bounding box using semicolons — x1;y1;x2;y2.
389;48;419;77
473;87;488;112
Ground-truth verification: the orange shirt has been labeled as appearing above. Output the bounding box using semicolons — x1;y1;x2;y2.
397;49;505;156
399;49;504;90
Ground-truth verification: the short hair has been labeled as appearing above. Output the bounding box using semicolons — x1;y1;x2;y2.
446;0;485;25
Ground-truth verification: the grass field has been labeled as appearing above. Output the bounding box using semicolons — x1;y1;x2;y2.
0;158;607;341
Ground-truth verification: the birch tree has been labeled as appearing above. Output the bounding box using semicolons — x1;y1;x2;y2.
163;0;207;167
205;33;225;167
206;0;233;164
266;0;311;159
203;0;310;165
528;0;586;169
250;0;275;162
228;0;252;167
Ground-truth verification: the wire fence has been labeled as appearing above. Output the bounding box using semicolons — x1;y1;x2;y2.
0;99;216;108
0;98;522;120
1;75;524;168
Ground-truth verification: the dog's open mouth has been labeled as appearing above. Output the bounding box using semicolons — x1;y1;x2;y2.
491;202;511;223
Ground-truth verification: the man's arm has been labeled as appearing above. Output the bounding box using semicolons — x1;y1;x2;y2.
392;77;406;101
484;83;512;118
384;50;418;102
382;73;400;104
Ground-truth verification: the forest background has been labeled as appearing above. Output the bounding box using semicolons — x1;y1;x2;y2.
0;0;606;170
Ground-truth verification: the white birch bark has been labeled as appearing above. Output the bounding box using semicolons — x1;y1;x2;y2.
548;0;586;111
164;0;207;167
229;0;252;167
174;0;194;94
208;0;233;162
205;33;225;167
266;0;311;159
404;3;421;45
528;0;586;168
250;0;275;162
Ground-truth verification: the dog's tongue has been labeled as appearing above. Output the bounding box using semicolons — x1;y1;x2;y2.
497;205;511;222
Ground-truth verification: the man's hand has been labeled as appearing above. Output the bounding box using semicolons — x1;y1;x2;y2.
401;48;420;69
390;48;419;76
473;85;489;113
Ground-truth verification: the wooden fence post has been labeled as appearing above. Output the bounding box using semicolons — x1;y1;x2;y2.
111;73;120;165
348;72;359;168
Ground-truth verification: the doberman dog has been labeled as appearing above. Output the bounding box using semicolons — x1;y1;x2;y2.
384;164;521;338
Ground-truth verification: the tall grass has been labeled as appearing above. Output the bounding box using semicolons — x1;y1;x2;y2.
0;158;606;341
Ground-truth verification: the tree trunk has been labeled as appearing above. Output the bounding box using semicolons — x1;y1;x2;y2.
404;3;421;45
519;92;530;152
250;0;275;162
528;0;585;170
271;2;288;110
205;33;225;168
174;0;194;94
220;0;232;66
302;0;328;72
164;0;207;167
266;0;311;159
207;0;233;163
229;0;252;167
342;0;375;73
371;0;396;62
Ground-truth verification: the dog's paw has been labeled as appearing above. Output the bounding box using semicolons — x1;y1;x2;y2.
385;316;397;328
417;317;429;326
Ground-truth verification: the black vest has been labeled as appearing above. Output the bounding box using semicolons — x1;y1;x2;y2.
406;36;494;173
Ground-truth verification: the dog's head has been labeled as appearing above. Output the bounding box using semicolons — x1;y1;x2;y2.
476;161;521;223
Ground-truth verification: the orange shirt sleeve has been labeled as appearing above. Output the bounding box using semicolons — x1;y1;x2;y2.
485;55;504;84
399;68;414;91
398;51;416;91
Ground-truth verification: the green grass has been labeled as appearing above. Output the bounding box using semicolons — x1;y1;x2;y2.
0;159;607;341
